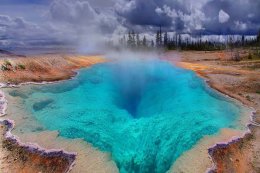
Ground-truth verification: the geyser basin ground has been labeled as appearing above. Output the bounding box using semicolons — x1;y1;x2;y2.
5;58;245;173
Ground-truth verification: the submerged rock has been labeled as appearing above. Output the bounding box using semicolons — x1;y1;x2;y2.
33;99;54;111
9;90;28;99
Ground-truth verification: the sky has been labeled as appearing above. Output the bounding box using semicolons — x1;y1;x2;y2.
0;0;260;49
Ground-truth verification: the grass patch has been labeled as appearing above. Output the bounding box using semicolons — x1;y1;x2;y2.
17;64;26;70
1;60;12;71
247;52;260;60
4;60;11;66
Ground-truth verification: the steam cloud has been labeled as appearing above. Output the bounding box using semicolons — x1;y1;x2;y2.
1;0;260;51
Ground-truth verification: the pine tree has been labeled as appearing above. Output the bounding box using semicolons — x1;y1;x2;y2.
119;37;123;46
242;35;245;46
163;32;168;46
127;31;132;48
175;34;178;47
136;33;141;47
142;36;147;47
178;34;182;47
257;29;260;42
151;40;155;47
156;31;160;47
131;31;136;47
123;35;126;46
159;26;162;46
257;29;260;56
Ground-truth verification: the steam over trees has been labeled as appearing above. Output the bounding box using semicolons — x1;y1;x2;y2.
120;27;260;53
125;31;150;49
151;40;155;47
136;33;141;47
257;29;260;43
142;36;147;47
164;32;168;46
156;31;160;47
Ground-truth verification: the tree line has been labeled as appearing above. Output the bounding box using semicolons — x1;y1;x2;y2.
118;28;260;52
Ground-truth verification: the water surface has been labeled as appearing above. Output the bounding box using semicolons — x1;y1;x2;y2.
7;58;243;173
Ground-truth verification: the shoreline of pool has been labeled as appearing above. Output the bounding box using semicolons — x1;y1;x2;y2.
167;51;259;172
0;55;119;173
0;84;77;172
167;67;255;173
169;103;255;173
0;55;258;172
0;75;119;173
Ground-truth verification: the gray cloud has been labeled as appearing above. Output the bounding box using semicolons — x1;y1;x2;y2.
196;0;260;34
1;0;260;49
0;15;60;48
218;10;230;23
0;0;124;51
49;0;121;33
115;0;260;35
115;0;208;32
47;0;125;53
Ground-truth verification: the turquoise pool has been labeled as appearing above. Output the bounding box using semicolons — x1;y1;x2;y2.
8;58;243;173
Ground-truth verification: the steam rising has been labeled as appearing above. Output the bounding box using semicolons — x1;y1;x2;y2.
48;0;123;54
102;51;180;117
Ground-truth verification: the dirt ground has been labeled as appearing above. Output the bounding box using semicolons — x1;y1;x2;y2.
0;54;106;84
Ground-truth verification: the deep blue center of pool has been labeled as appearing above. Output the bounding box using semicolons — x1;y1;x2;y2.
17;59;241;173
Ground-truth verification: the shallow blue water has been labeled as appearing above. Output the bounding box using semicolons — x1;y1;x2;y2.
12;59;242;173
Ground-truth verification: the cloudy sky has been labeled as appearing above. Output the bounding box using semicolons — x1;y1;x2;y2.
0;0;260;49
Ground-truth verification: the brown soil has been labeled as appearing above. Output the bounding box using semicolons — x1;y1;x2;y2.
209;124;260;173
0;54;106;84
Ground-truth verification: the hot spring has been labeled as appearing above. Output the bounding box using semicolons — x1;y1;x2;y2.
5;58;244;173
